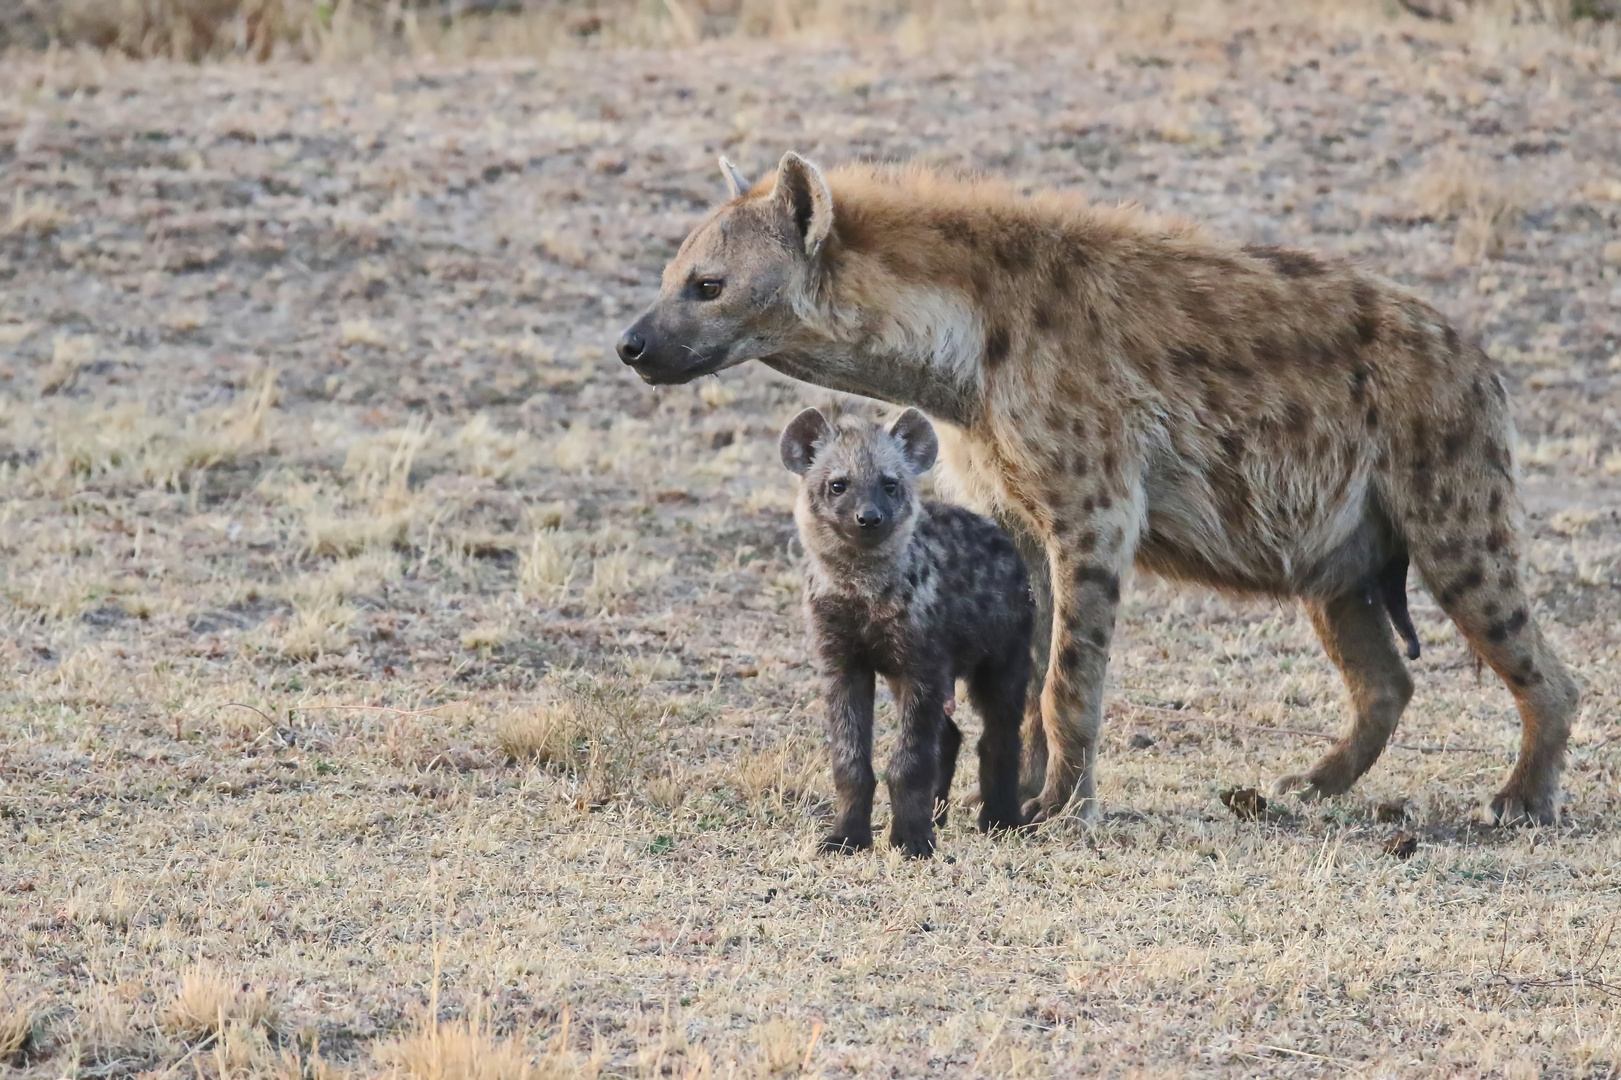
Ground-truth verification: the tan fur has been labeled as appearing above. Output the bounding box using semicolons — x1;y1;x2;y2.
619;153;1580;826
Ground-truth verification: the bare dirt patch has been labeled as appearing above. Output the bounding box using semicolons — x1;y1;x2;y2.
3;7;1621;1076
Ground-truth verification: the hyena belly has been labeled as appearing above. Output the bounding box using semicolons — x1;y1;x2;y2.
1134;431;1399;599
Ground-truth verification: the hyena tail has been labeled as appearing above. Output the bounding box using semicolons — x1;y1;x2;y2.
1374;552;1421;661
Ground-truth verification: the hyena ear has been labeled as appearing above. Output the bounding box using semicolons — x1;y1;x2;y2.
771;151;834;259
780;408;831;475
719;156;751;200
889;408;937;475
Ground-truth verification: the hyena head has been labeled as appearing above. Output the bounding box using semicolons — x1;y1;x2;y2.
781;407;938;556
616;152;833;385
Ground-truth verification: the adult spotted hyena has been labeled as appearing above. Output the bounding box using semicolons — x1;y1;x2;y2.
617;152;1579;826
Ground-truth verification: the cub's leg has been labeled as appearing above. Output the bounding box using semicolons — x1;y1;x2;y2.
820;663;877;853
885;675;952;858
933;717;962;827
967;650;1029;834
1273;590;1415;800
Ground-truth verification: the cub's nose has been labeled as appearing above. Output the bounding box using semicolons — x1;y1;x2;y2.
616;327;647;364
856;508;886;530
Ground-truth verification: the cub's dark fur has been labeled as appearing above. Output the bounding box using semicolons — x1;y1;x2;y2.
782;406;1034;857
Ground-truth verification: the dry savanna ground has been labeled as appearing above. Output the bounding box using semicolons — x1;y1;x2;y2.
4;3;1621;1076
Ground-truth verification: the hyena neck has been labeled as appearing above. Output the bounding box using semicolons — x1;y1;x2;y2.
763;243;987;427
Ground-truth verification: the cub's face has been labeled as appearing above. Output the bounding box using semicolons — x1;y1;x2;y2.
780;408;938;555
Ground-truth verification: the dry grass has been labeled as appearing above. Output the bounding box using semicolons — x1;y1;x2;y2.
3;3;1621;1077
9;0;1621;61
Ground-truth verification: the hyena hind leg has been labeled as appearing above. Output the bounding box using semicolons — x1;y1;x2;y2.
934;718;962;827
1417;561;1578;825
1273;590;1414;802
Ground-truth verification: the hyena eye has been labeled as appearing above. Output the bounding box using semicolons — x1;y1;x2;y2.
696;279;723;301
828;479;848;496
881;478;899;495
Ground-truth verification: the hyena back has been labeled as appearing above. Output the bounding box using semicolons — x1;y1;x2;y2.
618;152;1579;826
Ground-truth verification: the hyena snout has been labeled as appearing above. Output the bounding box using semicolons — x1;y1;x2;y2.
614;312;724;385
615;324;647;364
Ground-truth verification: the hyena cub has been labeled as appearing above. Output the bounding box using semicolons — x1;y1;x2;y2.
782;406;1034;857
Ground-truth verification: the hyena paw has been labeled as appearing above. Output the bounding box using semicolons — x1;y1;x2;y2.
818;831;872;854
1489;787;1558;827
889;828;936;859
1019;793;1097;826
1270;772;1326;801
1271;765;1356;802
978;803;1023;836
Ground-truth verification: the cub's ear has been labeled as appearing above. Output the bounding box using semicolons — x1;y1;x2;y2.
780;408;832;475
719;156;751;200
771;151;834;259
888;408;937;475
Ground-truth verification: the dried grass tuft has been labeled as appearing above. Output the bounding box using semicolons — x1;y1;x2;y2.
495;674;666;803
160;966;276;1042
1410;151;1527;263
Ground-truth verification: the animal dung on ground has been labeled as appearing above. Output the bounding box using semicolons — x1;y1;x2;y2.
1383;831;1419;859
1218;786;1267;821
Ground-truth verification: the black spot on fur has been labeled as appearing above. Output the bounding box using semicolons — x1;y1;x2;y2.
1072;455;1089;476
1487;608;1528;643
1072;565;1121;604
1443;325;1460;355
1059;644;1079;670
936;215;975;245
1365;406;1379;431
1285;402;1311;436
1218;432;1245;463
985;326;1011;367
1169;345;1210;370
1097;494;1113;510
1077;530;1097;553
1349;366;1369;404
993;233;1034;273
1352;281;1380;345
1089;628;1108;648
1034;303;1055;333
1486;529;1506;553
1245;243;1325;278
1488;490;1503;516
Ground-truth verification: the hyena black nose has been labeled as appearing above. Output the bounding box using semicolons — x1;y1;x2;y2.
616;327;647;364
856;508;886;530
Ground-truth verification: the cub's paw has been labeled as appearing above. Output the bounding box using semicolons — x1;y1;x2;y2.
1488;787;1558;827
978;802;1024;836
889;829;936;859
818;831;872;854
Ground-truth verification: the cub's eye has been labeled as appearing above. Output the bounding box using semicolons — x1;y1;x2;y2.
696;279;723;301
827;479;848;496
881;478;899;495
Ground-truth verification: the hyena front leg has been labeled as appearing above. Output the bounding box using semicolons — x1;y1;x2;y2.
1000;513;1054;803
1273;590;1415;801
885;675;952;858
820;662;877;853
1023;522;1130;825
